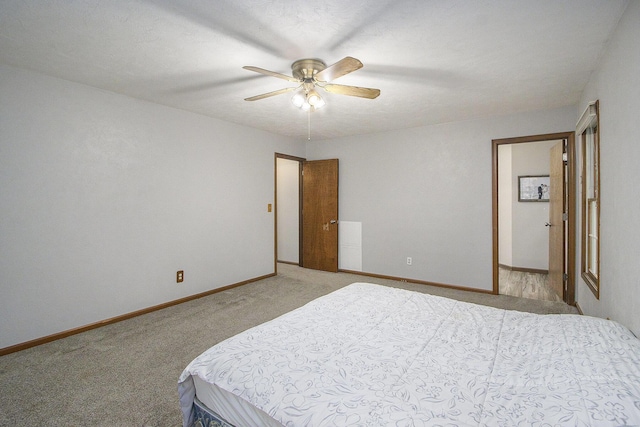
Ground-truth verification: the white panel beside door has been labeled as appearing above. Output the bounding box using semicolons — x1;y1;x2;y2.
339;221;362;271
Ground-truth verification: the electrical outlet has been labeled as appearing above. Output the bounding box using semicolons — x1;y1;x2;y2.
176;270;184;283
406;257;412;265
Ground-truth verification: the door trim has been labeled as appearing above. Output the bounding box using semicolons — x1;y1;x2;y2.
492;132;576;304
274;153;306;274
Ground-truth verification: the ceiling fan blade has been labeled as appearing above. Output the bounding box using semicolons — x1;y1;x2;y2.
243;66;299;83
314;57;363;82
244;86;298;101
322;84;380;99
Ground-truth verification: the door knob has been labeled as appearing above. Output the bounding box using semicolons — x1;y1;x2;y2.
330;220;338;224
545;222;552;227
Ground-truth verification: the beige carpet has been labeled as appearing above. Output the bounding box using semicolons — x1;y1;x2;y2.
0;264;578;426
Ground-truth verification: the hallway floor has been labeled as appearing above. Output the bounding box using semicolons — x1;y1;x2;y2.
499;267;562;302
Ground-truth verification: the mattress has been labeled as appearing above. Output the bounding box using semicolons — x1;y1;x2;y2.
178;282;640;426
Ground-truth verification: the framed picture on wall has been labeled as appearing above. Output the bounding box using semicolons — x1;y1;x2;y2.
518;175;550;202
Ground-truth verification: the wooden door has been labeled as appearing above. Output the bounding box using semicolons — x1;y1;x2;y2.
548;141;565;300
302;159;339;272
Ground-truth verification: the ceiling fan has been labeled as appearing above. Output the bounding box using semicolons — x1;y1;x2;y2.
242;56;380;111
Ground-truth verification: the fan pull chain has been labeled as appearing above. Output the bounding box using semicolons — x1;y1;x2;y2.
307;108;311;140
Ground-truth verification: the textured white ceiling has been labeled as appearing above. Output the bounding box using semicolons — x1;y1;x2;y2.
0;0;628;140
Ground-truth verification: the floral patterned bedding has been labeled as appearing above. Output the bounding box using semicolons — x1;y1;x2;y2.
179;282;640;426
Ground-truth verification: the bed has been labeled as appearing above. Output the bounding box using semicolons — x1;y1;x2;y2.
178;282;640;426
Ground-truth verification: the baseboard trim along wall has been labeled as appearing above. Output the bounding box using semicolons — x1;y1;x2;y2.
340;269;495;295
0;272;276;356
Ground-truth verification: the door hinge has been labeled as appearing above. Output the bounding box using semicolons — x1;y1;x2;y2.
562;212;568;221
563;273;569;281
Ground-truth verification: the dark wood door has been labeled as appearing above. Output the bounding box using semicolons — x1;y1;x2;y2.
548;141;565;300
302;159;339;272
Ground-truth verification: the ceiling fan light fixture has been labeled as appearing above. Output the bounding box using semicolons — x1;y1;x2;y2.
311;96;325;109
291;88;324;111
291;90;306;108
307;89;321;106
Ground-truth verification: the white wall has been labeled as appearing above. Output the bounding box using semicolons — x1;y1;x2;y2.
576;1;640;336
307;106;575;291
276;158;299;263
0;65;302;349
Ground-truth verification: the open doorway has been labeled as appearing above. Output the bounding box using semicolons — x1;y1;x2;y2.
492;132;576;305
275;154;304;269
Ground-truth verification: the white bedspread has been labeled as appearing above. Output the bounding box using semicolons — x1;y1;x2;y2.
179;283;640;426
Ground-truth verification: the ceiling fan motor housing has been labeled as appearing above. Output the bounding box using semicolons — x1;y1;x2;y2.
291;59;327;80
